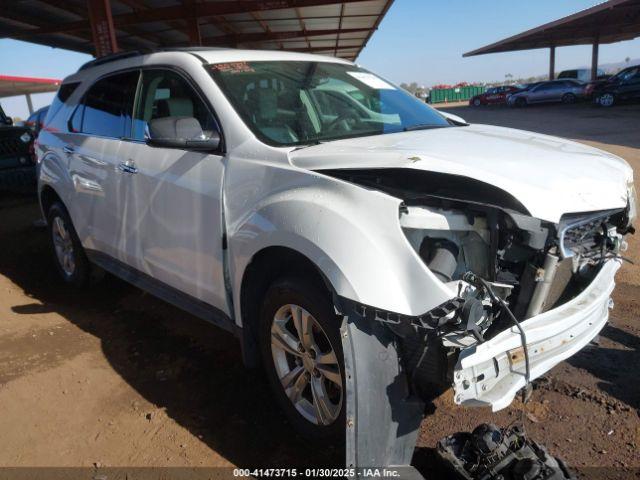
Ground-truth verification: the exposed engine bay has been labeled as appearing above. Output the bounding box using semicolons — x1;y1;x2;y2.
322;168;635;407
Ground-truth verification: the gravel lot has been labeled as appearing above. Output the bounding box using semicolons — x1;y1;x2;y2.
0;102;638;477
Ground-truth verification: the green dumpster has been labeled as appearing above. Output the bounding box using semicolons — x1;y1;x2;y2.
429;86;485;104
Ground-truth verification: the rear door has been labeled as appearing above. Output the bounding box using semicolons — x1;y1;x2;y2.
527;83;547;103
547;82;566;102
115;68;229;314
65;70;139;257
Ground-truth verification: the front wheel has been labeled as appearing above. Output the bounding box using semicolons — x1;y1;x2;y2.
515;97;527;108
561;93;576;104
472;98;482;107
598;93;615;107
259;278;345;440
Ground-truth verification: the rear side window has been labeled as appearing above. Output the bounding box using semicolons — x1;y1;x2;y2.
558;70;577;79
80;71;139;138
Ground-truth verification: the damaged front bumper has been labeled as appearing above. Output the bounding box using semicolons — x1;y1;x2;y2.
452;258;621;411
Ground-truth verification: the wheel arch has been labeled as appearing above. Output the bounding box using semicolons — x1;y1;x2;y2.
238;245;337;368
39;184;64;220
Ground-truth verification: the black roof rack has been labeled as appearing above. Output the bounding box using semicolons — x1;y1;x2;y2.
78;50;147;71
78;47;228;71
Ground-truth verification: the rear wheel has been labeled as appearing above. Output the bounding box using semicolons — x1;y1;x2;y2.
561;93;576;104
259;277;345;440
472;98;481;107
598;93;615;107
47;202;91;287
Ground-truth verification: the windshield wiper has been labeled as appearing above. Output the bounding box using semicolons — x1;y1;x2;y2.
403;124;449;132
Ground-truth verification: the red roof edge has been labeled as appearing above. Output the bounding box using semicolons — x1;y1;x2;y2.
0;75;61;85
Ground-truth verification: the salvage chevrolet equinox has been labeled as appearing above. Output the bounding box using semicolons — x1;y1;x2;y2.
37;48;636;470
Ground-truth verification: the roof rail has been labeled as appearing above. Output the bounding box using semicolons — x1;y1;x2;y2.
78;50;148;71
77;47;228;71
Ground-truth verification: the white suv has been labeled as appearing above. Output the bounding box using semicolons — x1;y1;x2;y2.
37;48;635;470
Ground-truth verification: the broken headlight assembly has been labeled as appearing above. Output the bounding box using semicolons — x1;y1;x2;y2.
398;201;632;402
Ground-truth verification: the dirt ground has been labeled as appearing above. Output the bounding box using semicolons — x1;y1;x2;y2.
0;102;638;477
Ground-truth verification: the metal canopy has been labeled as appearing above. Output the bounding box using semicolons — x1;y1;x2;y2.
1;0;394;61
463;0;640;57
0;75;61;98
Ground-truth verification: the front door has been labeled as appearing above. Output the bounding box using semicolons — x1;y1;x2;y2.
116;68;229;315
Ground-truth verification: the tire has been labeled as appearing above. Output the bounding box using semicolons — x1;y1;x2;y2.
259;277;345;440
472;98;481;107
47;201;91;287
515;97;527;108
561;93;576;104
598;93;615;107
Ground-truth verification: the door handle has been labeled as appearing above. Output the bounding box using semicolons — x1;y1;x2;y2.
63;145;75;154
117;162;138;174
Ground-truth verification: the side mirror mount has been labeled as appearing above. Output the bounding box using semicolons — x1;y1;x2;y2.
439;110;468;126
146;116;220;151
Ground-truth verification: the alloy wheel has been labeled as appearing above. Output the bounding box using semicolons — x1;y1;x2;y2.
51;216;75;277
270;303;343;426
599;93;614;107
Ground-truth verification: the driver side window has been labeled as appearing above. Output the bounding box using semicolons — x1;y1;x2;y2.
132;69;218;141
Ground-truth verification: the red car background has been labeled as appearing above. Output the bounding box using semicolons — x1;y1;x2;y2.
469;85;520;106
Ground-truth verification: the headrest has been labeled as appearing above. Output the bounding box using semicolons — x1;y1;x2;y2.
155;97;194;118
247;87;277;121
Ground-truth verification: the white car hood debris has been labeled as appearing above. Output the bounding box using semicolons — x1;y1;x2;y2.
290;124;633;223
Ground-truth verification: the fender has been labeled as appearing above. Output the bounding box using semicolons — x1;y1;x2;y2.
225;160;455;326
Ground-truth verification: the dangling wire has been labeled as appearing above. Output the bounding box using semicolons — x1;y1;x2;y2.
462;272;531;395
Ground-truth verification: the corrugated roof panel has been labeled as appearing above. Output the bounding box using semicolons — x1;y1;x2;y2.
1;0;394;60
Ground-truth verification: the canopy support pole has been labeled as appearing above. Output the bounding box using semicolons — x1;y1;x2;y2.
549;46;556;80
25;93;33;115
87;0;118;57
591;36;600;81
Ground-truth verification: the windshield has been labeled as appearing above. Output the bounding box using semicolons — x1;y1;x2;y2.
611;66;639;82
207;61;451;147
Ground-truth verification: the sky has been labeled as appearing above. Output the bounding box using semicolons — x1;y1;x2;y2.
1;0;640;119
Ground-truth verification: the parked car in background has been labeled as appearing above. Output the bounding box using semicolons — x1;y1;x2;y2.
24;105;49;135
507;79;586;107
590;65;640;107
0;102;35;191
469;85;520;106
557;68;606;82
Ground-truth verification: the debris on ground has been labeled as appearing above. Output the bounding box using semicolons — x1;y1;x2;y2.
436;423;575;480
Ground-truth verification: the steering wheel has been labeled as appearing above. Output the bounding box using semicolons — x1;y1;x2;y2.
326;111;363;133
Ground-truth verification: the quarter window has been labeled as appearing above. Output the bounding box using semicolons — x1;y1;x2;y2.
132;69;218;142
48;81;80;121
80;71;139;138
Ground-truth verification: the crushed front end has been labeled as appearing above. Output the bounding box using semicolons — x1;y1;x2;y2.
326;168;636;412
